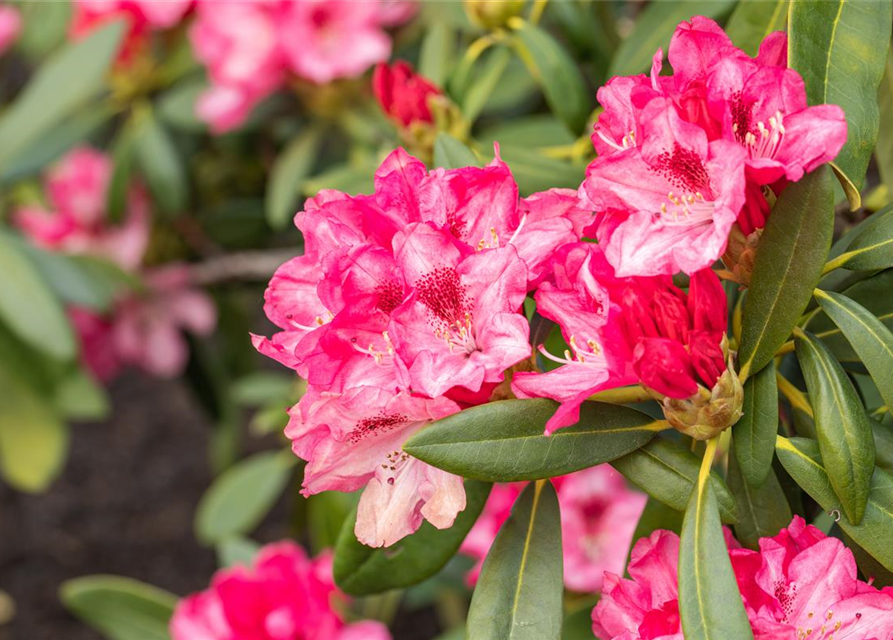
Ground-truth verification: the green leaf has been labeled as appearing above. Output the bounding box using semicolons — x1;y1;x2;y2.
307;490;357;555
732;359;779;486
463;47;511;123
610;437;739;524
477;115;575;149
157;79;208;133
434;133;478;169
419;23;456;86
0;20;125;170
107;120;139;222
678;459;754;640
509;19;589;134
0;232;75;360
788;0;893;209
815;289;893;414
776;436;893;572
877;47;893;194
795;330;875;524
825;203;893;272
873;418;893;473
333;480;491;596
14;243;114;312
54;369;109;421
466;481;563;640
216;536;261;568
60;575;175;640
725;0;789;56
839;528;893;588
404;399;663;482
607;1;737;76
135;113;188;216
727;449;792;549
266;128;323;229
0;365;68;492
738;168;834;381
494;145;586;195
194;450;297;545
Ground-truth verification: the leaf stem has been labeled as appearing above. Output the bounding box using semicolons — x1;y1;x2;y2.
588;385;653;404
776;373;814;418
698;436;719;489
529;0;549;25
821;253;849;275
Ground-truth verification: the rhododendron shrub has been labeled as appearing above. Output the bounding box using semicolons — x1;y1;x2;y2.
2;2;892;640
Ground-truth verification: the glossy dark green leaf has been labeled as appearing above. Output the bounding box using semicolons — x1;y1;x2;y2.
872;419;893;473
467;481;562;640
334;480;491;596
678;464;754;640
195;450;297;545
877;47;893;194
610;437;738;524
433;133;478;169
795;330;875;524
0;20;125;169
607;0;736;76
725;0;788;56
135;114;188;216
404;399;663;482
789;0;893;209
0;232;75;361
0;365;68;493
510;19;589;134
738;168;834;381
815;289;893;413
732;359;778;486
727;450;791;549
776;436;893;572
266;128;323;229
60;575;175;640
840;528;893;588
825;204;893;272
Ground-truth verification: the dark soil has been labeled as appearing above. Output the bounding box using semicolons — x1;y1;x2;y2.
0;372;445;640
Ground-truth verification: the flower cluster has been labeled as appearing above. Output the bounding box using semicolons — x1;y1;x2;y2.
253;147;590;547
171;541;391;640
190;0;415;133
461;465;646;593
581;16;846;280
13;147;215;382
592;516;893;640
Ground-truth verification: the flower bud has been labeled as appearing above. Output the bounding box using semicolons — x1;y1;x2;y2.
658;339;744;440
722;224;763;287
464;0;527;30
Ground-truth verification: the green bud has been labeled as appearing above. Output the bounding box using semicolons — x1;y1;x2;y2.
464;0;527;30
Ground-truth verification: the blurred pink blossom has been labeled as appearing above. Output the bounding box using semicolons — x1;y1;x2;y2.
0;4;21;55
170;541;392;640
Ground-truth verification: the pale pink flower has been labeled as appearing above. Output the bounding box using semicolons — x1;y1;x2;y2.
461;466;646;592
170;541;392;640
0;4;21;55
592;517;893;640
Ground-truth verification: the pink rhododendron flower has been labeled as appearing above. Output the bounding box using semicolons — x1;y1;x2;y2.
592;516;893;640
462;466;646;592
189;0;412;133
512;243;728;432
373;60;441;127
170;541;392;640
0;4;20;55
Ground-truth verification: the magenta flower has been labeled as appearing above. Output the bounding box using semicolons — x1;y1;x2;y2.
0;4;20;55
373;60;442;127
592;517;893;640
170;541;392;640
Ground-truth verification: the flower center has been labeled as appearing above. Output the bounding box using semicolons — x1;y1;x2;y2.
285;310;333;332
351;330;395;365
539;335;603;366
595;127;636;153
348;411;409;444
739;111;786;161
416;267;478;355
652;143;715;226
375;279;404;314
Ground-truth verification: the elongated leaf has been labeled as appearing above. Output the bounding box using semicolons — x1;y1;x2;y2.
727;450;792;549
419;23;455;86
679;469;754;640
607;1;736;76
877;48;893;193
194;450;297;545
0;232;75;360
60;575;175;640
0;20;125;169
788;0;893;209
307;490;357;554
334;481;491;595
815;289;893;413
795;330;875;524
625;497;685;574
135;114;188;216
873;419;893;473
216;536;261;568
495;145;585;195
839;528;893;588
725;0;788;56
54;368;109;421
610;437;738;524
463;46;512;123
826;204;893;271
157;79;208;133
776;436;893;572
467;481;562;640
266;128;323;229
733;359;779;486
738;168;834;381
434;133;478;169
0;366;68;493
510;19;589;134
477;115;575;149
404;399;663;482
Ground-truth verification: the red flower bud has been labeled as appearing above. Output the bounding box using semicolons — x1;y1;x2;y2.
373;61;441;127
